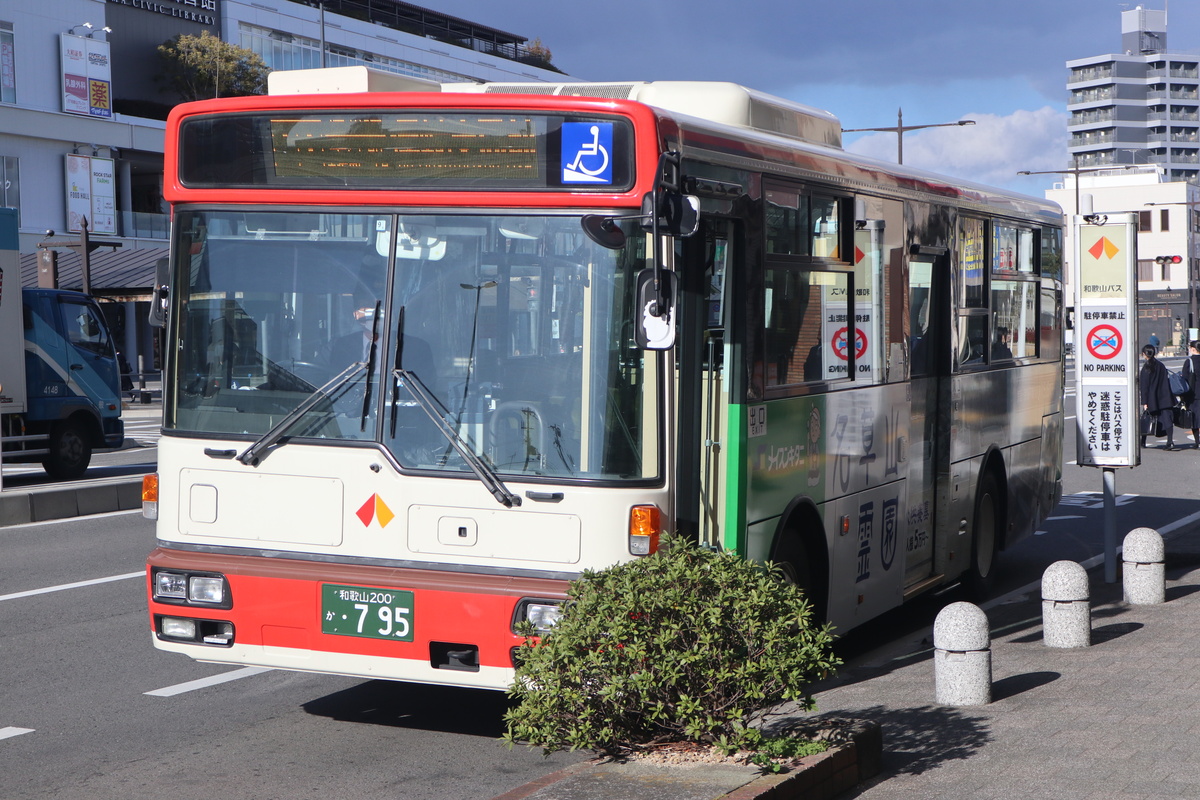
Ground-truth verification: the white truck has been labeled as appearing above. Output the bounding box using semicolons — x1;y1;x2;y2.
0;207;124;480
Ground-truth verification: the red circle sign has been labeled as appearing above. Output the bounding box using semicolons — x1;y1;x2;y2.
1086;324;1122;360
832;327;868;361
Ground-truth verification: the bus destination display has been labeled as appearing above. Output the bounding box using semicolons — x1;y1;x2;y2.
178;111;633;191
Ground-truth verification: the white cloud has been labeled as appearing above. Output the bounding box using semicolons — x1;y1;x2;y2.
844;106;1069;194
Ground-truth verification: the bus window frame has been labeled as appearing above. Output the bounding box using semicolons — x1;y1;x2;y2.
760;183;855;398
955;216;1046;372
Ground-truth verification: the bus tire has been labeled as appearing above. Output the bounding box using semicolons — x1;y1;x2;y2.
42;419;92;481
772;521;828;624
965;468;1003;599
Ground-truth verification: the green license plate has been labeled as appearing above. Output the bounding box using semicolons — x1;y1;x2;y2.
321;584;414;642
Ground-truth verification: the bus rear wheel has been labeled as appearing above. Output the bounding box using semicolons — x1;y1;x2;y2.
965;470;1002;599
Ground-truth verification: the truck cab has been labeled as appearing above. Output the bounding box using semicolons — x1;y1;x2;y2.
20;288;125;478
0;208;123;480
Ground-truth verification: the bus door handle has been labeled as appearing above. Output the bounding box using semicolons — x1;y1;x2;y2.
525;490;564;503
204;448;238;459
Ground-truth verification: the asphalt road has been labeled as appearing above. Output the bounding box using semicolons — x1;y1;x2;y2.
5;363;1200;799
0;511;585;800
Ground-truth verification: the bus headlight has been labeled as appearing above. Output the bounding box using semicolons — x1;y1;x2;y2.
513;599;564;634
151;568;232;609
155;571;187;600
188;576;225;604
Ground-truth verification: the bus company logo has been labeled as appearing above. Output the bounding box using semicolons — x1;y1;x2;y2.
356;493;395;528
1087;236;1120;260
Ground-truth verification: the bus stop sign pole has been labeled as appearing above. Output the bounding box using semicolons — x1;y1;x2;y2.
1072;210;1138;583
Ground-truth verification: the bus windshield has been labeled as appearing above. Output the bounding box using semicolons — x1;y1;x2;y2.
168;209;658;482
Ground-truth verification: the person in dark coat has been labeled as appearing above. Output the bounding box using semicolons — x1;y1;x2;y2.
1181;340;1200;448
1140;344;1177;450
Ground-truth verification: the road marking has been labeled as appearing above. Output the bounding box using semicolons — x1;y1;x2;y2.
0;727;34;741
145;667;272;697
0;508;142;531
985;507;1200;612
0;571;143;603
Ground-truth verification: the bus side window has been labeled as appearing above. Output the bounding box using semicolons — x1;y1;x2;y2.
764;267;850;387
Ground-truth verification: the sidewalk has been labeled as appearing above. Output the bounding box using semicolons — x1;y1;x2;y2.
816;522;1200;799
497;520;1200;799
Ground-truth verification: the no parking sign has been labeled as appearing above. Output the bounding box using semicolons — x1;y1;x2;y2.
1075;214;1138;467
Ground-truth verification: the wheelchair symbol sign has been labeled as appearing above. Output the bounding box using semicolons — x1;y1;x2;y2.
562;122;613;184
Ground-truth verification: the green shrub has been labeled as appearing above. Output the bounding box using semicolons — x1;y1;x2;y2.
502;535;841;756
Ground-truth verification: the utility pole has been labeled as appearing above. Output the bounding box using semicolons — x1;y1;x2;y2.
36;217;122;293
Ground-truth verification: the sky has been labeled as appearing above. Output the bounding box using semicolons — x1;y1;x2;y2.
425;0;1200;197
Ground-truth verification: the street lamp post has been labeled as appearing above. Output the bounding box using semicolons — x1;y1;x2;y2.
1016;162;1142;219
842;108;975;165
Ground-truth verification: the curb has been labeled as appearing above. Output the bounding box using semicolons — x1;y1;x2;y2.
491;719;881;800
0;476;143;526
726;718;882;800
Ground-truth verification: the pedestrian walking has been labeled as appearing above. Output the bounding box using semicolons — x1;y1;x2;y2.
1149;332;1161;349
1181;340;1200;448
1140;344;1178;450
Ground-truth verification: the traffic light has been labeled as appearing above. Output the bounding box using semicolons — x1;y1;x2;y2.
1155;255;1183;265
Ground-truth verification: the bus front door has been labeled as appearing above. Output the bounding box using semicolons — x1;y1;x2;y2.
675;219;734;551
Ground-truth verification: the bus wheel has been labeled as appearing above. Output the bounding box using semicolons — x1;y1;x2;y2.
775;534;827;624
965;470;1001;599
43;420;92;481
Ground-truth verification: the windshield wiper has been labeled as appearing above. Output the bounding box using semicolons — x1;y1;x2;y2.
237;359;365;467
393;367;522;508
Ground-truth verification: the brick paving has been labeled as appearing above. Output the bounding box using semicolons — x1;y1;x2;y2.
811;530;1200;799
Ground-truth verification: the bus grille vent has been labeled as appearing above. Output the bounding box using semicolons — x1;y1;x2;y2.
482;83;639;100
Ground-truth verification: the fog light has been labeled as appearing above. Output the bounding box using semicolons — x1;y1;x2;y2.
155;572;187;600
188;576;225;604
161;617;197;640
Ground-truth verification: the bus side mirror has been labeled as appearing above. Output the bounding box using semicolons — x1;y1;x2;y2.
635;267;677;350
641;191;700;238
149;257;169;328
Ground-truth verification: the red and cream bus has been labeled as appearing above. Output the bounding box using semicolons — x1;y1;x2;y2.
145;67;1064;689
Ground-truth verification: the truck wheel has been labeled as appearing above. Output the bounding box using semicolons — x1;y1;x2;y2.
43;421;92;480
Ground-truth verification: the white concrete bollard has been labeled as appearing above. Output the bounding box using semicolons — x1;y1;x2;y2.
1123;527;1165;605
1042;560;1090;648
933;601;991;706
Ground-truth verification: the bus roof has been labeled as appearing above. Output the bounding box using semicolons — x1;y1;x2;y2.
234;68;1062;223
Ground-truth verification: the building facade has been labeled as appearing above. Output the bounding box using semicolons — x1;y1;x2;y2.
1;0;564;383
1066;5;1200;183
1046;170;1200;352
